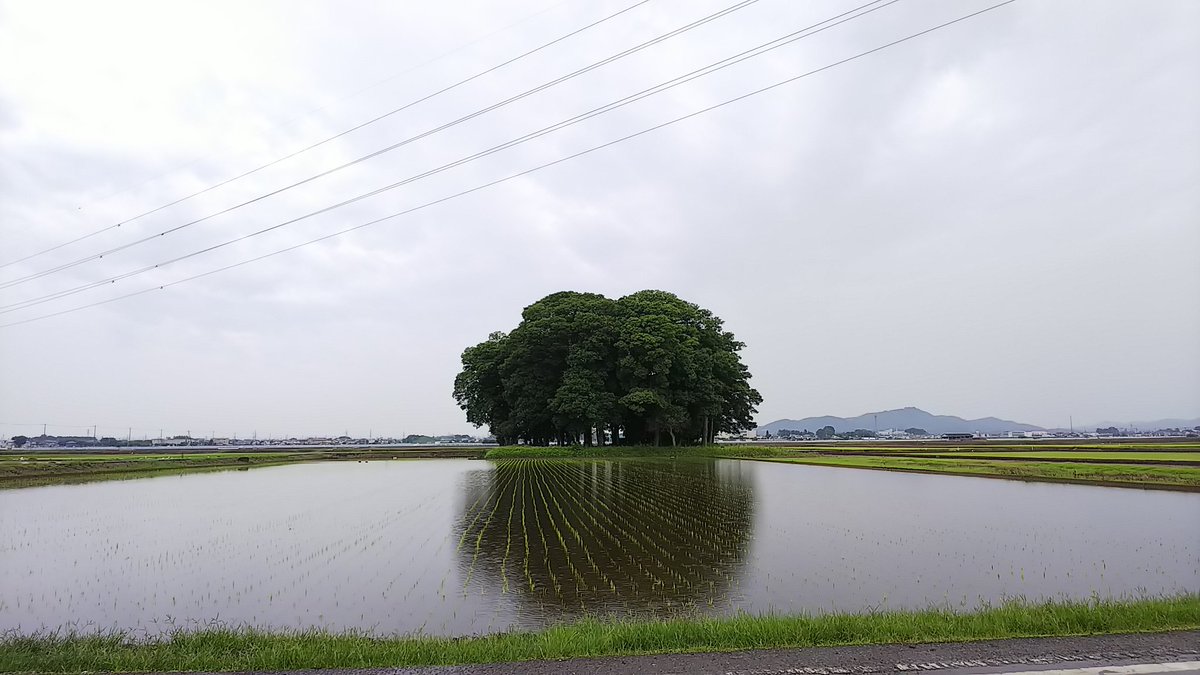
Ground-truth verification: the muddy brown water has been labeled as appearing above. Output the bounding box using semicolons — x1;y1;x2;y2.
0;458;1196;637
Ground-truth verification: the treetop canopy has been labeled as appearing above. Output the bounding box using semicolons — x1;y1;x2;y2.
453;290;761;447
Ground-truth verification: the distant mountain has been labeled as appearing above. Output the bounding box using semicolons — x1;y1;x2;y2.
757;407;1043;436
1086;417;1200;431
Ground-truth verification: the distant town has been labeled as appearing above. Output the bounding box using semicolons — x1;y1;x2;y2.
4;425;1198;450
753;426;1200;441
2;433;491;450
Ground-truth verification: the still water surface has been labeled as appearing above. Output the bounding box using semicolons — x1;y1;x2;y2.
1;458;1197;636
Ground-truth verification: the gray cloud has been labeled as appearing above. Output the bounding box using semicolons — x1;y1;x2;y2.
1;0;1197;439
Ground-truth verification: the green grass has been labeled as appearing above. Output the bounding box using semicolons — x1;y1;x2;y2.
0;454;290;481
900;451;1200;462
482;446;1200;489
854;443;1200;452
0;452;304;462
766;456;1200;489
716;443;1200;453
10;444;1197;491
2;596;1196;673
0;449;484;488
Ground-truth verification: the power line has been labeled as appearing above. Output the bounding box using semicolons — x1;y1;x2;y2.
34;0;581;225
0;0;1018;330
0;0;643;271
0;0;900;315
1;0;751;288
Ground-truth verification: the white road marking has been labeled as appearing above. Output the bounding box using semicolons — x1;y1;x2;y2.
992;662;1200;675
728;659;1200;675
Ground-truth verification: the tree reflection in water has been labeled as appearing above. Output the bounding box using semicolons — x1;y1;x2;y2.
453;458;756;621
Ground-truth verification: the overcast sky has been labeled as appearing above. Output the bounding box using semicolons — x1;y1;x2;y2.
1;0;1197;439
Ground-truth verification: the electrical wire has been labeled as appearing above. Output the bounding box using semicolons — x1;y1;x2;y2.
0;0;900;314
0;0;644;270
0;0;1018;330
2;0;752;288
52;1;579;215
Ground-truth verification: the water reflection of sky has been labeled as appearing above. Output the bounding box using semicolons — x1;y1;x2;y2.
0;458;1196;637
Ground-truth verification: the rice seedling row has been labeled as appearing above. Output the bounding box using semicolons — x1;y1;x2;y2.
3;457;1196;639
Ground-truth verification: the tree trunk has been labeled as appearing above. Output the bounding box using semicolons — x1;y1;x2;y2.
668;428;676;447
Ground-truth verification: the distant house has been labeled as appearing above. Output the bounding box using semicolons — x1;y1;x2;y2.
28;435;101;448
151;437;190;446
941;433;975;441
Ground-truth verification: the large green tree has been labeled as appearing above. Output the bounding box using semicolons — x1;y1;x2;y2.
453;290;761;446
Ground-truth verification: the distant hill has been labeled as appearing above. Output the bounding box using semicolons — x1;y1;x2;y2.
757;407;1043;436
1086;417;1200;431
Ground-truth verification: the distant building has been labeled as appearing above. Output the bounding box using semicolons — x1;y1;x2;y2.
27;435;101;448
151;437;190;446
941;433;975;441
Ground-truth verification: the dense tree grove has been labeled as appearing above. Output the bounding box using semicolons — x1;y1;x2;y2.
453;290;761;447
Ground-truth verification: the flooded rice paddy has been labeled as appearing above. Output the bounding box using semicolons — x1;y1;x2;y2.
1;457;1197;637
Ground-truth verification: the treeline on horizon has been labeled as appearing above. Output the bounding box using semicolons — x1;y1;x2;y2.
453;290;761;447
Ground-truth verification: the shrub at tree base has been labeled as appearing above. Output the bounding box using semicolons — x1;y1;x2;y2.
453;290;761;447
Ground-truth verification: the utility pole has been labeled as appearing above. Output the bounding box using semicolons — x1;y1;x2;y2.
42;423;47;437
127;427;132;443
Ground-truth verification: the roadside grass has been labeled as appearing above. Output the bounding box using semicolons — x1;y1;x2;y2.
766;456;1200;489
2;595;1196;673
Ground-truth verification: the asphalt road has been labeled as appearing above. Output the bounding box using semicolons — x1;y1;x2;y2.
182;630;1199;675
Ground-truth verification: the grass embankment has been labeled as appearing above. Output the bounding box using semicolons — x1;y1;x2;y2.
0;448;484;488
900;451;1200;463
2;595;1196;673
483;445;1200;490
838;443;1200;452
10;444;1196;490
0;454;296;489
767;456;1200;490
